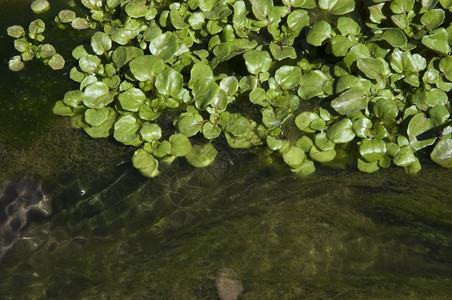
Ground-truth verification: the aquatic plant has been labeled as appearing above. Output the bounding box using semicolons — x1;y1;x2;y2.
6;0;452;177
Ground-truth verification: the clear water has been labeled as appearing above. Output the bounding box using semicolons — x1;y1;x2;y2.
1;1;452;299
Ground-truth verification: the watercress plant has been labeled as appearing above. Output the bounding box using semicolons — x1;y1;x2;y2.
7;0;452;177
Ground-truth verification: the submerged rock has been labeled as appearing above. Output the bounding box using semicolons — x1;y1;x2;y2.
215;268;244;300
0;179;51;262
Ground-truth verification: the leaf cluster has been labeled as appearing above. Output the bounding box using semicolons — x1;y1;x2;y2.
8;0;452;176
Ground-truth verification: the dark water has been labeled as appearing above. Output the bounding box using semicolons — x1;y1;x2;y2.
1;1;452;299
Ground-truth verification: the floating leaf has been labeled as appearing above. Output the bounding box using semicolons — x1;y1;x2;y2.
298;70;328;100
155;68;184;98
407;112;438;150
38;44;56;58
306;20;331;46
149;32;178;61
331;88;367;116
275;66;302;90
295;112;319;133
318;0;355;15
249;0;274;21
193;79;220;110
49;54;65;70
63;90;83;107
71;17;90;30
282;146;305;168
243;50;272;75
178;113;203;137
420;9;445;31
84;107;109;126
129;55;164;81
31;0;50;14
393;145;417;167
169;133;192;157
431;139;452;168
114;114;141;146
79;54;100;73
185;143;218;167
359;139;386;162
7;25;25;38
132;149;159;178
422;28;451;54
373;97;398;121
83;81;113;108
326;118;355;143
58;10;76;23
118;88;145;112
53;101;73;116
140;123;161;142
8;56;24;72
91;31;112;56
309;145;336;162
83;107;117;138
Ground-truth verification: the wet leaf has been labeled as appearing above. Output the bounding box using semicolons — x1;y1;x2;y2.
132;149;159;177
185;143;218;167
91;31;112;56
422;28;451;54
306;20;331;46
149;32;178;61
394;145;417;167
431;139;452;167
71;17;90;30
118;88;145;112
326;118;355;143
58;10;76;23
439;56;452;81
421;9;445;31
140;123;161;142
282;146;305;168
7;25;25;38
243;50;272;75
295;112;319;133
309;145;336;162
79;54;100;73
331;88;367;116
84;107;109;126
193;79;220;110
129;55;165;81
373;97;398;121
250;0;274;21
408;113;438;150
275;66;302;90
114;114;141;146
83;107;117;138
155;68;184;98
83;81;113;108
319;0;354;15
359;139;386;162
49;54;65;70
353;117;372;138
178;113;203;137
31;0;50;14
298;70;328;100
8;56;24;72
169;133;192;157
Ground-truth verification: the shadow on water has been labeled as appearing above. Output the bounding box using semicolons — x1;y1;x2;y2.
0;1;452;299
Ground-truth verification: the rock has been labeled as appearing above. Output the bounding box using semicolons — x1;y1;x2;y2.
215;268;244;300
0;179;51;262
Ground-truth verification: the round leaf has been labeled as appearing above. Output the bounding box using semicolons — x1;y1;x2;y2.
431;139;452;168
185;143;218;168
155;68;184;98
91;31;112;56
282;146;305;168
149;32;178;61
407;113;438;150
31;0;50;14
169;133;192;157
49;54;65;70
359;139;387;162
118;88;146;112
129;55;165;81
331;88;367;116
326;118;355;143
132;149;159;178
275;66;302;90
84;107;109;126
306;20;331;46
243;50;272;75
319;0;355;15
114;114;141;146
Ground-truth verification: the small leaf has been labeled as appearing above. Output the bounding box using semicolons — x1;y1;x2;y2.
275;66;302;90
58;10;76;23
177;113;203;137
407;112;438;150
319;0;355;15
114;114;141;146
83;81;113;108
79;54;100;73
185;143;218;168
420;9;445;31
326;118;355;143
31;0;50;14
118;88;145;112
331;88;367;116
140;123;162;142
49;54;65;70
306;20;331;46
295;112;319;133
91;31;112;56
297;70;328;100
439;56;452;82
359;139;387;162
155;68;184;98
8;56;24;72
243;50;272;75
84;107;109;126
149;32;178;61
373;98;398;121
132;149;159;178
129;55;165;81
431;139;452;168
249;0;274;21
282;146;306;168
169;133;192;157
422;28;451;54
7;25;25;38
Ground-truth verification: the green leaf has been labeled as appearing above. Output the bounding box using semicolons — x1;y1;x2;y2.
125;0;148;18
297;70;328;100
357;57;390;81
422;28;451;55
82;81;113;109
249;0;274;21
393;145;417;167
212;39;258;65
83;107;117;138
319;0;354;15
440;0;452;9
343;44;370;67
269;42;297;61
314;132;335;151
7;25;25;38
193;79;220;110
287;9;309;33
337;17;360;36
243;50;272;75
84;107;109;126
58;10;76;23
8;56;24;72
189;62;214;88
359;139;386;162
219;76;239;96
132;149;159;178
177;113;203;137
330;36;355;57
49;54;65;70
439;56;452;82
407;113;438;150
63;90;83;108
309;145;336;162
282;146;305;168
431;139;452;168
118;88;145;112
114;114;141;146
71;17;90;30
185;143;218;168
155;68;184;98
91;31;112;56
38;44;56;58
331;88;367;116
357;157;380;173
112;46;144;69
429;105;450;125
274;66;302;90
306;20;331;46
169;133;192;157
326;118;355;143
149;32;178;61
421;9;445;31
353;117;372;138
202;122;222;139
79;54;100;73
53;100;73;116
380;28;407;48
140;122;162;142
31;0;50;14
373;98;398;121
390;0;414;14
129;55;165;81
295;112;319;133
